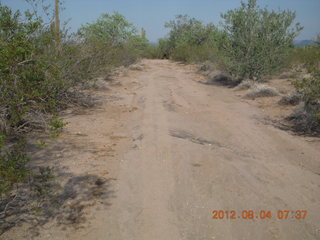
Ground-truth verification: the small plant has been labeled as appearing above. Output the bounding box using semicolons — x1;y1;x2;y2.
0;139;30;196
48;117;67;131
32;167;55;197
35;140;47;148
48;117;67;138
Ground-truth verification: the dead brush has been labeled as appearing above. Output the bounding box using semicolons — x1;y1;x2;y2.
129;64;144;71
278;93;301;106
234;80;255;91
244;84;279;98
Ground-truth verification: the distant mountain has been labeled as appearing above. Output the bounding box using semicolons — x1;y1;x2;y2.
294;40;315;47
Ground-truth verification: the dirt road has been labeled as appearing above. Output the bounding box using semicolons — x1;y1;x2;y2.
3;60;320;240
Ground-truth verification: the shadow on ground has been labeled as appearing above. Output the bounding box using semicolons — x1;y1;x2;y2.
0;136;115;237
198;73;241;88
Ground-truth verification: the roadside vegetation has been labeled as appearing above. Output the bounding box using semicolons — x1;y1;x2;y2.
290;37;320;132
0;0;149;204
156;0;319;133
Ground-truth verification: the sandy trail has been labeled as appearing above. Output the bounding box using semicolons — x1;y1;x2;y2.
3;59;320;240
83;59;320;240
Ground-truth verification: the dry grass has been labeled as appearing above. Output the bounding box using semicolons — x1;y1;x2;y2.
129;64;144;71
244;84;279;98
86;78;110;91
278;93;301;106
278;71;297;79
286;104;320;133
234;80;255;91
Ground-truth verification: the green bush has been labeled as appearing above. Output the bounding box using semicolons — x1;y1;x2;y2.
144;44;162;59
220;0;302;81
157;38;172;58
0;6;146;197
294;68;320;129
79;12;148;67
287;45;320;70
289;34;320;131
0;4;72;197
158;15;225;62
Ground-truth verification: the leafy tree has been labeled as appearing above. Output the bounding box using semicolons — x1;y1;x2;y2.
221;0;302;80
79;12;136;47
161;15;223;62
165;15;205;48
78;12;147;66
128;34;149;57
157;38;171;58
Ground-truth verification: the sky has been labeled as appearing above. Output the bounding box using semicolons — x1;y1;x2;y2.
1;0;319;42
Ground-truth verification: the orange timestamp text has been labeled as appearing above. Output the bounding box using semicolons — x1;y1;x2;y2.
211;210;307;220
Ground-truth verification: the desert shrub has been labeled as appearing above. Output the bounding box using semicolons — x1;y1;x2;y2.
220;0;302;81
170;43;217;63
294;68;320;130
0;138;30;195
128;35;149;58
278;71;297;79
159;15;225;63
287;45;320;70
198;61;215;72
144;44;162;59
157;38;172;59
0;4;74;197
0;5;100;134
211;73;237;86
129;64;144;71
234;80;255;90
78;12;148;67
244;84;279;98
289;34;320;131
0;6;146;197
0;6;63;131
278;93;301;106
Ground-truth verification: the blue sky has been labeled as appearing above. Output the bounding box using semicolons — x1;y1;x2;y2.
1;0;319;42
